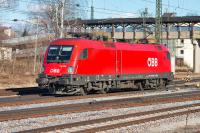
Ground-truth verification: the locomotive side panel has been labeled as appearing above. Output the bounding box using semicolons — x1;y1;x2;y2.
121;50;170;74
76;48;116;75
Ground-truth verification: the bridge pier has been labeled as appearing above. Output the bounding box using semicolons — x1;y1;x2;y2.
111;24;116;41
132;25;137;43
123;24;125;40
177;24;180;39
166;24;169;44
133;29;136;42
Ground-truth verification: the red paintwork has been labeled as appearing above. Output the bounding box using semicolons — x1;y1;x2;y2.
43;39;171;76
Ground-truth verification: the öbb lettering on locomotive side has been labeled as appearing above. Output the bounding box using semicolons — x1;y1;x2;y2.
147;58;158;67
36;39;173;95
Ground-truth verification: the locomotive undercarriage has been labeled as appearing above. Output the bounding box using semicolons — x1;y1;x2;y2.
37;73;172;95
84;78;167;94
50;79;167;95
48;84;86;95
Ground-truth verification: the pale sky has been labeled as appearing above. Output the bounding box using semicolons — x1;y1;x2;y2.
0;0;199;26
90;0;200;19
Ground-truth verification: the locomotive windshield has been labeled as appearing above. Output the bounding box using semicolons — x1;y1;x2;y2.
47;45;73;63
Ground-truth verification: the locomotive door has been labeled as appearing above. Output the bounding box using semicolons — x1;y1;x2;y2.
116;50;122;75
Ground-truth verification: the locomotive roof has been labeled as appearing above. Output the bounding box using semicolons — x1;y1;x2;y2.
49;38;169;52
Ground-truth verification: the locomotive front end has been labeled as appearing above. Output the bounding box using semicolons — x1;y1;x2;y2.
36;41;79;95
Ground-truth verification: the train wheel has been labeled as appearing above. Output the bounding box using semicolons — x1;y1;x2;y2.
158;79;167;90
79;88;87;96
100;87;109;94
138;82;144;91
48;84;56;94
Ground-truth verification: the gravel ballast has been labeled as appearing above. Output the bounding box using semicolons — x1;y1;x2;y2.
0;88;199;112
100;112;200;133
1;100;200;132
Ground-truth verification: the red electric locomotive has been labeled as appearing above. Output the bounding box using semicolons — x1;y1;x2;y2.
36;39;173;95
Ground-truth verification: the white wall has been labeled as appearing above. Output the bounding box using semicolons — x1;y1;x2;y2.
0;47;12;60
171;56;176;74
176;39;194;69
4;28;12;37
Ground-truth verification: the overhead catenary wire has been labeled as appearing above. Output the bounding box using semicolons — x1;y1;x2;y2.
0;0;140;19
27;0;139;15
142;0;199;13
0;0;199;22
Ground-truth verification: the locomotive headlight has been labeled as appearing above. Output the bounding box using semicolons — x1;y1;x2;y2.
68;66;74;74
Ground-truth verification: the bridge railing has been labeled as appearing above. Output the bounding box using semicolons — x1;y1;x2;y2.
0;33;54;46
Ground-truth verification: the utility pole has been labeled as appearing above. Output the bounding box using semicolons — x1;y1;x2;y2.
13;18;39;74
155;0;162;44
91;0;94;20
142;8;148;39
33;16;39;74
60;0;66;38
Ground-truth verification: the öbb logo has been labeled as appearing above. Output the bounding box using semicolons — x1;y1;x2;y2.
147;58;158;67
50;68;60;73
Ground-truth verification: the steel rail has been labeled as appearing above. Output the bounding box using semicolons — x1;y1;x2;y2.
0;77;199;107
18;103;200;133
1;90;200;122
73;108;200;133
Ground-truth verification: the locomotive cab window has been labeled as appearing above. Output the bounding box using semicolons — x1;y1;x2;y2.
79;49;88;59
47;45;73;63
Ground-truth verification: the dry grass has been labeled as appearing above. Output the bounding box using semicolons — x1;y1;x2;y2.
0;58;42;89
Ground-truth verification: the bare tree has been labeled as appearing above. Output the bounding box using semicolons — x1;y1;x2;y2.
0;0;19;8
29;0;88;38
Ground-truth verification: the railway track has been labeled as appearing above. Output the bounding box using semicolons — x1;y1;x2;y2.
0;77;199;97
0;78;200;132
0;89;166;107
0;77;199;107
1;90;200;122
18;102;200;133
